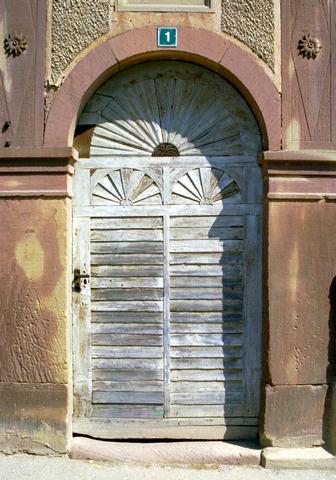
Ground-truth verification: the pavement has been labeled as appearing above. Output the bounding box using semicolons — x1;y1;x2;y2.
1;454;336;480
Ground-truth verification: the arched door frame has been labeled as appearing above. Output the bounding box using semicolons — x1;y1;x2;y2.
44;26;281;441
44;26;281;151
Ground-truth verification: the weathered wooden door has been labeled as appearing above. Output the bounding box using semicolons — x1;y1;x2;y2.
72;61;263;439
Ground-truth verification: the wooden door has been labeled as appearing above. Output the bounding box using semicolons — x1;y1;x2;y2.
72;61;263;439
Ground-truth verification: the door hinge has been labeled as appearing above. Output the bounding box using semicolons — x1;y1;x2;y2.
73;269;90;292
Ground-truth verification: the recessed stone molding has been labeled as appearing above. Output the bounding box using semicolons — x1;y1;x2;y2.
4;33;27;57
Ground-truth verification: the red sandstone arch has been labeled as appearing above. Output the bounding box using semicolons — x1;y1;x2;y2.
44;26;281;150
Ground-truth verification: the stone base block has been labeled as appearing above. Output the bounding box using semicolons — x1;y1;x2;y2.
261;447;336;470
71;437;261;466
261;384;328;447
0;383;69;455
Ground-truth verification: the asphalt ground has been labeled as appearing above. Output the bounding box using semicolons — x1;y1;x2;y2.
0;455;336;480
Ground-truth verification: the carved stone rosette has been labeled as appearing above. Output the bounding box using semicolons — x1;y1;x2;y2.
297;33;322;59
4;33;27;57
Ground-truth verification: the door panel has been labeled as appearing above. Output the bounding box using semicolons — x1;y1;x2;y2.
91;215;165;419
73;160;262;437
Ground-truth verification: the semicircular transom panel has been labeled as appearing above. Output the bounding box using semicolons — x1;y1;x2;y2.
91;168;162;205
79;61;262;157
171;167;241;205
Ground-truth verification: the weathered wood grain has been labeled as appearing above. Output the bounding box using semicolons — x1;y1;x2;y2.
170;239;244;253
75;204;261;218
91;265;164;277
92;405;164;418
91;311;163;323
74;419;257;439
170;216;244;228
170;277;242;288
170;300;243;313
91;277;164;288
91;301;163;312
91;229;163;242
170;312;242;323
92;334;163;347
91;346;163;358
169;405;243;418
92;288;163;301
170;288;243;300
170;347;241;358
169;265;242;276
91;242;164;254
171;390;242;405
91;217;162;229
170;334;242;347
93;369;164;381
170;323;243;334
170;253;243;264
92;323;163;335
91;254;164;265
92;358;163;369
93;381;164;392
170;227;243;240
171;370;242;382
171;381;240;393
170;357;242;369
93;392;165;404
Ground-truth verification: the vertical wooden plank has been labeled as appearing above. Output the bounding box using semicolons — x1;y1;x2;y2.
72;160;92;417
242;213;262;417
163;167;171;416
73;162;91;206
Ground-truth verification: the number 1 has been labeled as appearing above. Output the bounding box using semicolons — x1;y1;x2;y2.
165;31;170;43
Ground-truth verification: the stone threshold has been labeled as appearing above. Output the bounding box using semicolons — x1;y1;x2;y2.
71;437;336;470
70;437;261;466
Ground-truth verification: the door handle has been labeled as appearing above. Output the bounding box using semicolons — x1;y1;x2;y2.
73;269;90;292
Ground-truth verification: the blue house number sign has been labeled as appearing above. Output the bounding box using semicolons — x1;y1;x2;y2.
157;27;178;47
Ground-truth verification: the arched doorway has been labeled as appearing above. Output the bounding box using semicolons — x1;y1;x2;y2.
72;60;263;439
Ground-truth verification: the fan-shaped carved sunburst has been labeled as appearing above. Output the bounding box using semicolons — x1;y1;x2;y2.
171;167;240;205
91;168;162;205
79;62;261;157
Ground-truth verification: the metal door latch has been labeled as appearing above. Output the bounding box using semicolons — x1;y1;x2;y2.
73;269;90;292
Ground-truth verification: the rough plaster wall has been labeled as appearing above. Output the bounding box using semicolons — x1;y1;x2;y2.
50;0;275;83
221;0;275;71
51;0;111;84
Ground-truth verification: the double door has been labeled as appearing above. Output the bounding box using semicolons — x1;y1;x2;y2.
72;156;262;439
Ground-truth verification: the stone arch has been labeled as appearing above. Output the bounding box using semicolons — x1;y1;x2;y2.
44;27;281;150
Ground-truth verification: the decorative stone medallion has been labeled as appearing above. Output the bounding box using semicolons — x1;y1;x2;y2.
297;33;322;59
4;33;27;57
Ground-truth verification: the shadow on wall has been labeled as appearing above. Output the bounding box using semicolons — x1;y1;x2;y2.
324;276;336;452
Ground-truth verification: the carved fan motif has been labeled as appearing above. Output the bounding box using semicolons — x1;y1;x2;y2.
80;62;261;157
171;168;240;205
92;168;162;205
